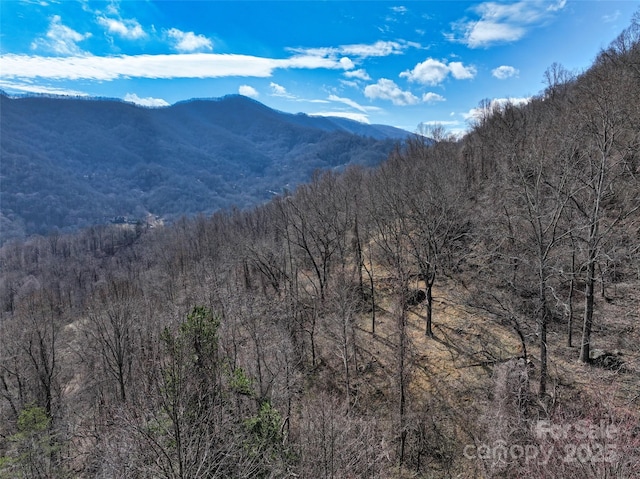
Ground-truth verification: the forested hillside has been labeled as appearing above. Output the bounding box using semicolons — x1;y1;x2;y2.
1;14;639;479
0;94;406;243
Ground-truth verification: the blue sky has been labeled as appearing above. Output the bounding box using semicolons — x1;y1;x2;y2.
1;1;638;134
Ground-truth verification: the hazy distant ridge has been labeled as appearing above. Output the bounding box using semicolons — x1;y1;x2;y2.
0;94;409;242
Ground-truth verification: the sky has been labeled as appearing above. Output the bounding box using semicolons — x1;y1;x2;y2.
1;1;638;134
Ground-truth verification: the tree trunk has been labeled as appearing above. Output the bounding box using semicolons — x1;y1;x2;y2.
538;251;550;397
567;247;576;347
353;212;365;301
363;249;376;333
425;281;434;338
398;306;407;469
342;313;351;409
397;286;408;469
539;306;548;396
580;257;596;363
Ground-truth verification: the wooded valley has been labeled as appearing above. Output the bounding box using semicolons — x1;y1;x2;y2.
1;13;639;479
0;93;406;243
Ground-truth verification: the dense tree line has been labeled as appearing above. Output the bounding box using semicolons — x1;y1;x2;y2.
1;13;639;478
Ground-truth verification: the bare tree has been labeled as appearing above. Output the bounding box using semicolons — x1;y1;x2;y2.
283;171;352;302
366;160;414;468
297;392;389;478
402;127;468;337
84;276;141;403
568;56;640;362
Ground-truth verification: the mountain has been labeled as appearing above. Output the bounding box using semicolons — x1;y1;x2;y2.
0;93;410;243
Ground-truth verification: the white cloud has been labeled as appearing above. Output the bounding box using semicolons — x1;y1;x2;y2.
449;61;477;79
30;15;92;56
339;40;408;58
123;93;169;107
310;111;371;124
339;57;355;69
547;0;567;12
401;58;449;85
289;40;413;61
400;57;476;85
104;2;120;16
492;65;519;79
281;54;354;70
463;97;531;122
0;52;353;81
167;28;213;52
364;78;419;106
270;82;286;95
344;69;371;81
238;85;259;98
422;92;446;103
327;94;367;112
270;82;295;98
390;6;408;14
0;80;90;97
464;22;525;48
450;0;567;48
340;79;360;89
97;16;146;40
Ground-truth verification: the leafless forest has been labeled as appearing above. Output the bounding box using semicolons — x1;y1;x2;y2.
1;13;639;479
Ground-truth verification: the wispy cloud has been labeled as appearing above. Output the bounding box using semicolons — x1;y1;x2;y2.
458;21;525;48
449;0;567;48
422;92;446;103
310;111;371;124
344;69;371;81
400;58;476;85
289;39;416;62
0;52;353;81
364;78;419;106
97;16;146;40
602;10;621;23
340;79;360;89
338;40;408;57
166;28;213;52
123;93;169;107
30;15;92;56
390;6;408;14
270;82;295;98
239;85;259;98
327;94;368;112
492;65;519;79
0;80;89;97
463;96;531;121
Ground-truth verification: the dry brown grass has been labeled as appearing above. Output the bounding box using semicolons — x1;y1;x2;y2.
345;272;640;478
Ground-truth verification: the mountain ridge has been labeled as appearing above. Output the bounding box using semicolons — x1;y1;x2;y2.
0;93;410;243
